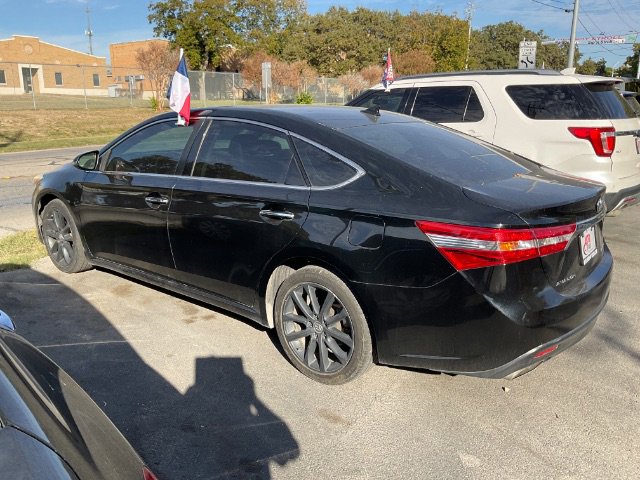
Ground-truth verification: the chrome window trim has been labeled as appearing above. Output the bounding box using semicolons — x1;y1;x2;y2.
189;117;365;191
288;132;365;191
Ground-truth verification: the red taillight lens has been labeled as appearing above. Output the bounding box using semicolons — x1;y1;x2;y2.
568;126;615;157
415;221;577;271
143;467;159;480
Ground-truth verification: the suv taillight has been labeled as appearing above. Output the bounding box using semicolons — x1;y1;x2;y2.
568;126;616;157
416;221;576;271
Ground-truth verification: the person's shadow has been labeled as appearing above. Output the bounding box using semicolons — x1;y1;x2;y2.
1;267;299;479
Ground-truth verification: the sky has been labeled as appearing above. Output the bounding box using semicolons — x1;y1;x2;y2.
0;0;638;68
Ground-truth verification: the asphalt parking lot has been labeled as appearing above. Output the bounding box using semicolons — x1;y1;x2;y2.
1;148;639;479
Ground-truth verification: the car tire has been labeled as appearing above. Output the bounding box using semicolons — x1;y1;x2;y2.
274;266;372;384
41;199;92;273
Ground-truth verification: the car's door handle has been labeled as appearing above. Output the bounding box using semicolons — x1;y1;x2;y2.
145;194;169;208
259;209;295;221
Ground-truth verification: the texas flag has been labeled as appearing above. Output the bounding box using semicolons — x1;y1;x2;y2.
168;52;191;125
382;48;394;92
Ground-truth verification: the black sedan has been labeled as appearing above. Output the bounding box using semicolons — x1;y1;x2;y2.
32;106;612;384
0;310;157;479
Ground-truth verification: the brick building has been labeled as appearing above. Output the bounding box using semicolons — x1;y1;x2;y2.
110;39;171;98
0;35;107;95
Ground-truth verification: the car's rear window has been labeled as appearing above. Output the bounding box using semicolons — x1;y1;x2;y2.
506;84;604;120
584;83;635;119
341;122;530;185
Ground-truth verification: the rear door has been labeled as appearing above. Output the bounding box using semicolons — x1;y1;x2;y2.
168;119;309;309
78;119;199;275
407;81;497;142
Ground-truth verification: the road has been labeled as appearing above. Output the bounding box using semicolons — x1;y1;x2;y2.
0;146;98;237
1;147;639;479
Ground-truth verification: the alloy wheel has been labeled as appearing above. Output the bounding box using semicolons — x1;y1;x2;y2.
43;207;76;268
281;282;355;374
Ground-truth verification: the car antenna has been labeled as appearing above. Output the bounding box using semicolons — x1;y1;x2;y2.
361;105;381;117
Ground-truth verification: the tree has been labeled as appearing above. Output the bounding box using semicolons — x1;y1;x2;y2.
397;11;467;71
359;65;383;86
395;49;436;75
469;21;578;71
135;42;180;110
148;0;305;70
338;72;369;100
617;43;639;81
577;58;607;76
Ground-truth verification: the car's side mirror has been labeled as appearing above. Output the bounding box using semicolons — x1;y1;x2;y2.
74;151;99;170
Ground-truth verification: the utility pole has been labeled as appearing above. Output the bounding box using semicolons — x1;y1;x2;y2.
85;6;94;55
464;1;475;70
567;0;580;68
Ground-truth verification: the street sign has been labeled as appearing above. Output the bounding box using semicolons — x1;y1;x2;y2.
518;41;537;70
261;62;272;88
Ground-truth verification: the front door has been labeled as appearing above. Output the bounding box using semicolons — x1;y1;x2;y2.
77;120;199;277
168;119;309;308
21;67;38;94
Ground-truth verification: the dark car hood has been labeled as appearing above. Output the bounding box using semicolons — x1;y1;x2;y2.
0;331;145;480
462;169;605;223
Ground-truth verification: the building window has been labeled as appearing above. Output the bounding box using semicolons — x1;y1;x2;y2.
54;72;63;86
93;73;100;87
0;70;6;84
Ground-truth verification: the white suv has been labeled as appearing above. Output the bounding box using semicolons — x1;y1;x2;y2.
348;70;640;213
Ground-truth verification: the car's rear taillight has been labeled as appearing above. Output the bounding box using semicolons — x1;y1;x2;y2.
143;467;159;480
568;126;615;157
415;221;577;271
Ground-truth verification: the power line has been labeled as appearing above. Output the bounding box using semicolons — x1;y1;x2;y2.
605;0;637;31
529;0;573;12
577;17;628;57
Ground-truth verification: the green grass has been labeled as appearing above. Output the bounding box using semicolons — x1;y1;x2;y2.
0;108;157;153
0;230;47;272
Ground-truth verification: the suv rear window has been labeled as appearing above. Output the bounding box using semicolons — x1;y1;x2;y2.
584;83;635;119
506;84;604;120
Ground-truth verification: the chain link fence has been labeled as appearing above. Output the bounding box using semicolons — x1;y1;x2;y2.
0;62;357;110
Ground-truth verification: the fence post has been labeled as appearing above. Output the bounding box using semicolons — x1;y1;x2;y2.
82;64;88;110
324;78;327;104
201;71;206;108
232;73;236;106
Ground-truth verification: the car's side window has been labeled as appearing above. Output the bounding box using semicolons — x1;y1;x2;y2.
104;121;194;174
292;137;358;187
193;120;305;185
351;89;408;113
411;86;485;123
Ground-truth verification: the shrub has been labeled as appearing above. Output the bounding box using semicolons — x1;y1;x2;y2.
295;92;313;104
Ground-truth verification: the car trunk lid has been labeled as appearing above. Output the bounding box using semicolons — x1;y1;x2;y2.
461;168;606;291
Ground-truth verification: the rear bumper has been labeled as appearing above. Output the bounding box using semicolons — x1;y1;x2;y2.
352;246;612;377
450;291;605;379
605;184;640;213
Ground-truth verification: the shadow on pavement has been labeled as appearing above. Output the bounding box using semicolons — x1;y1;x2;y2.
0;267;299;480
